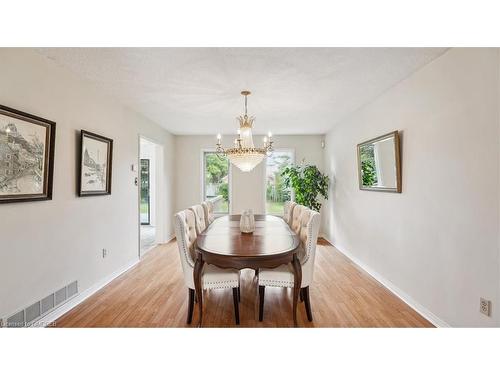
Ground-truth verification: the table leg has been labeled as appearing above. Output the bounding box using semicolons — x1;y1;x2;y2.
193;253;204;327
291;253;302;327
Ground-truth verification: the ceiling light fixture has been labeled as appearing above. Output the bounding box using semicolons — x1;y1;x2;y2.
216;91;273;172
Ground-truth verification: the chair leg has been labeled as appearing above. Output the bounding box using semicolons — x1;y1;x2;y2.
187;288;195;324
259;286;265;321
300;288;304;302
303;286;313;322
232;287;240;325
237;286;241;303
255;269;259;277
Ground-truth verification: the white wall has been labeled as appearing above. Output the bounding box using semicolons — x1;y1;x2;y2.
322;48;500;327
174;135;325;215
0;49;175;319
230;161;266;214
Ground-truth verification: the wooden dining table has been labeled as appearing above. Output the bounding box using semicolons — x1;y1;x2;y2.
194;214;301;327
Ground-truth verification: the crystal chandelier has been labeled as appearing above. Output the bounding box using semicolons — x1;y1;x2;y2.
216;91;273;172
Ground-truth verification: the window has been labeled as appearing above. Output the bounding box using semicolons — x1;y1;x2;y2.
203;151;230;214
265;150;294;215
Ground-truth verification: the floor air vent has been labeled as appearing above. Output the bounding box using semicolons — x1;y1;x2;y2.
3;281;78;328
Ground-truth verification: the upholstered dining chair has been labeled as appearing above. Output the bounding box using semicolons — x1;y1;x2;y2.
174;209;241;324
201;201;215;228
257;209;321;322
189;204;207;235
283;201;297;225
289;204;307;234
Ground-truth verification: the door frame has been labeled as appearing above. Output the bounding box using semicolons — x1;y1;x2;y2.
138;135;166;258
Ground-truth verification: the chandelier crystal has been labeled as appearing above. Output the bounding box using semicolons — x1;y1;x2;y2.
216;91;273;172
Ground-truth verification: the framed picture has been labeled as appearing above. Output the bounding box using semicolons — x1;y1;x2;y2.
0;105;56;203
78;130;113;196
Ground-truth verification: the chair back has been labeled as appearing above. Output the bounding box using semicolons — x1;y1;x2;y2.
290;204;306;234
189;204;207;235
201;201;215;227
283;201;297;225
297;209;321;287
173;209;198;288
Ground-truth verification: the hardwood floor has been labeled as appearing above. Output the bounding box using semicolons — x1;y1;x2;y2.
54;239;433;328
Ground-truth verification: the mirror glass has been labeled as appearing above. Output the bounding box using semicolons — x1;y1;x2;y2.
357;131;401;193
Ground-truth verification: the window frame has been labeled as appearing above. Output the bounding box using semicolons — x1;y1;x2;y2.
201;149;231;215
264;148;295;216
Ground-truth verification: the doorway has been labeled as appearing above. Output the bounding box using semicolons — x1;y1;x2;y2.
139;136;164;256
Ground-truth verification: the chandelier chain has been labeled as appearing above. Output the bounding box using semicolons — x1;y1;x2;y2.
244;93;248;117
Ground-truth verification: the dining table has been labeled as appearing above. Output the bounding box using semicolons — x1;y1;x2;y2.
194;214;301;327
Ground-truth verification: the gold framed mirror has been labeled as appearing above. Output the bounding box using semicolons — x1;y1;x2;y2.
357;131;401;193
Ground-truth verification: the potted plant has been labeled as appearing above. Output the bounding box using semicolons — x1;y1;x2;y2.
281;163;329;211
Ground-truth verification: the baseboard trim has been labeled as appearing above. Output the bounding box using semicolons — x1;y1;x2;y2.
321;235;450;328
141;233;176;257
37;258;140;327
141;245;156;256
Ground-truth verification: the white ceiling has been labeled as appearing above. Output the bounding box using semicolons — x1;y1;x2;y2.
37;48;447;135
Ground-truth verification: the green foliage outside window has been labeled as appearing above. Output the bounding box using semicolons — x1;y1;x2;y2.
205;153;229;209
219;182;229;203
205;153;228;185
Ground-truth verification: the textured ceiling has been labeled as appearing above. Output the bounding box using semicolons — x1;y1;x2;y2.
37;48;447;135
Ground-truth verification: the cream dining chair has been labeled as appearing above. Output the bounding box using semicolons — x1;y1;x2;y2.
290;203;307;234
174;209;241;324
201;201;215;228
189;204;207;235
283;201;297;226
192;203;241;301
257;208;321;322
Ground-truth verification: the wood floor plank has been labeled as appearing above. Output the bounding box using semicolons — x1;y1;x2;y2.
54;240;434;328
